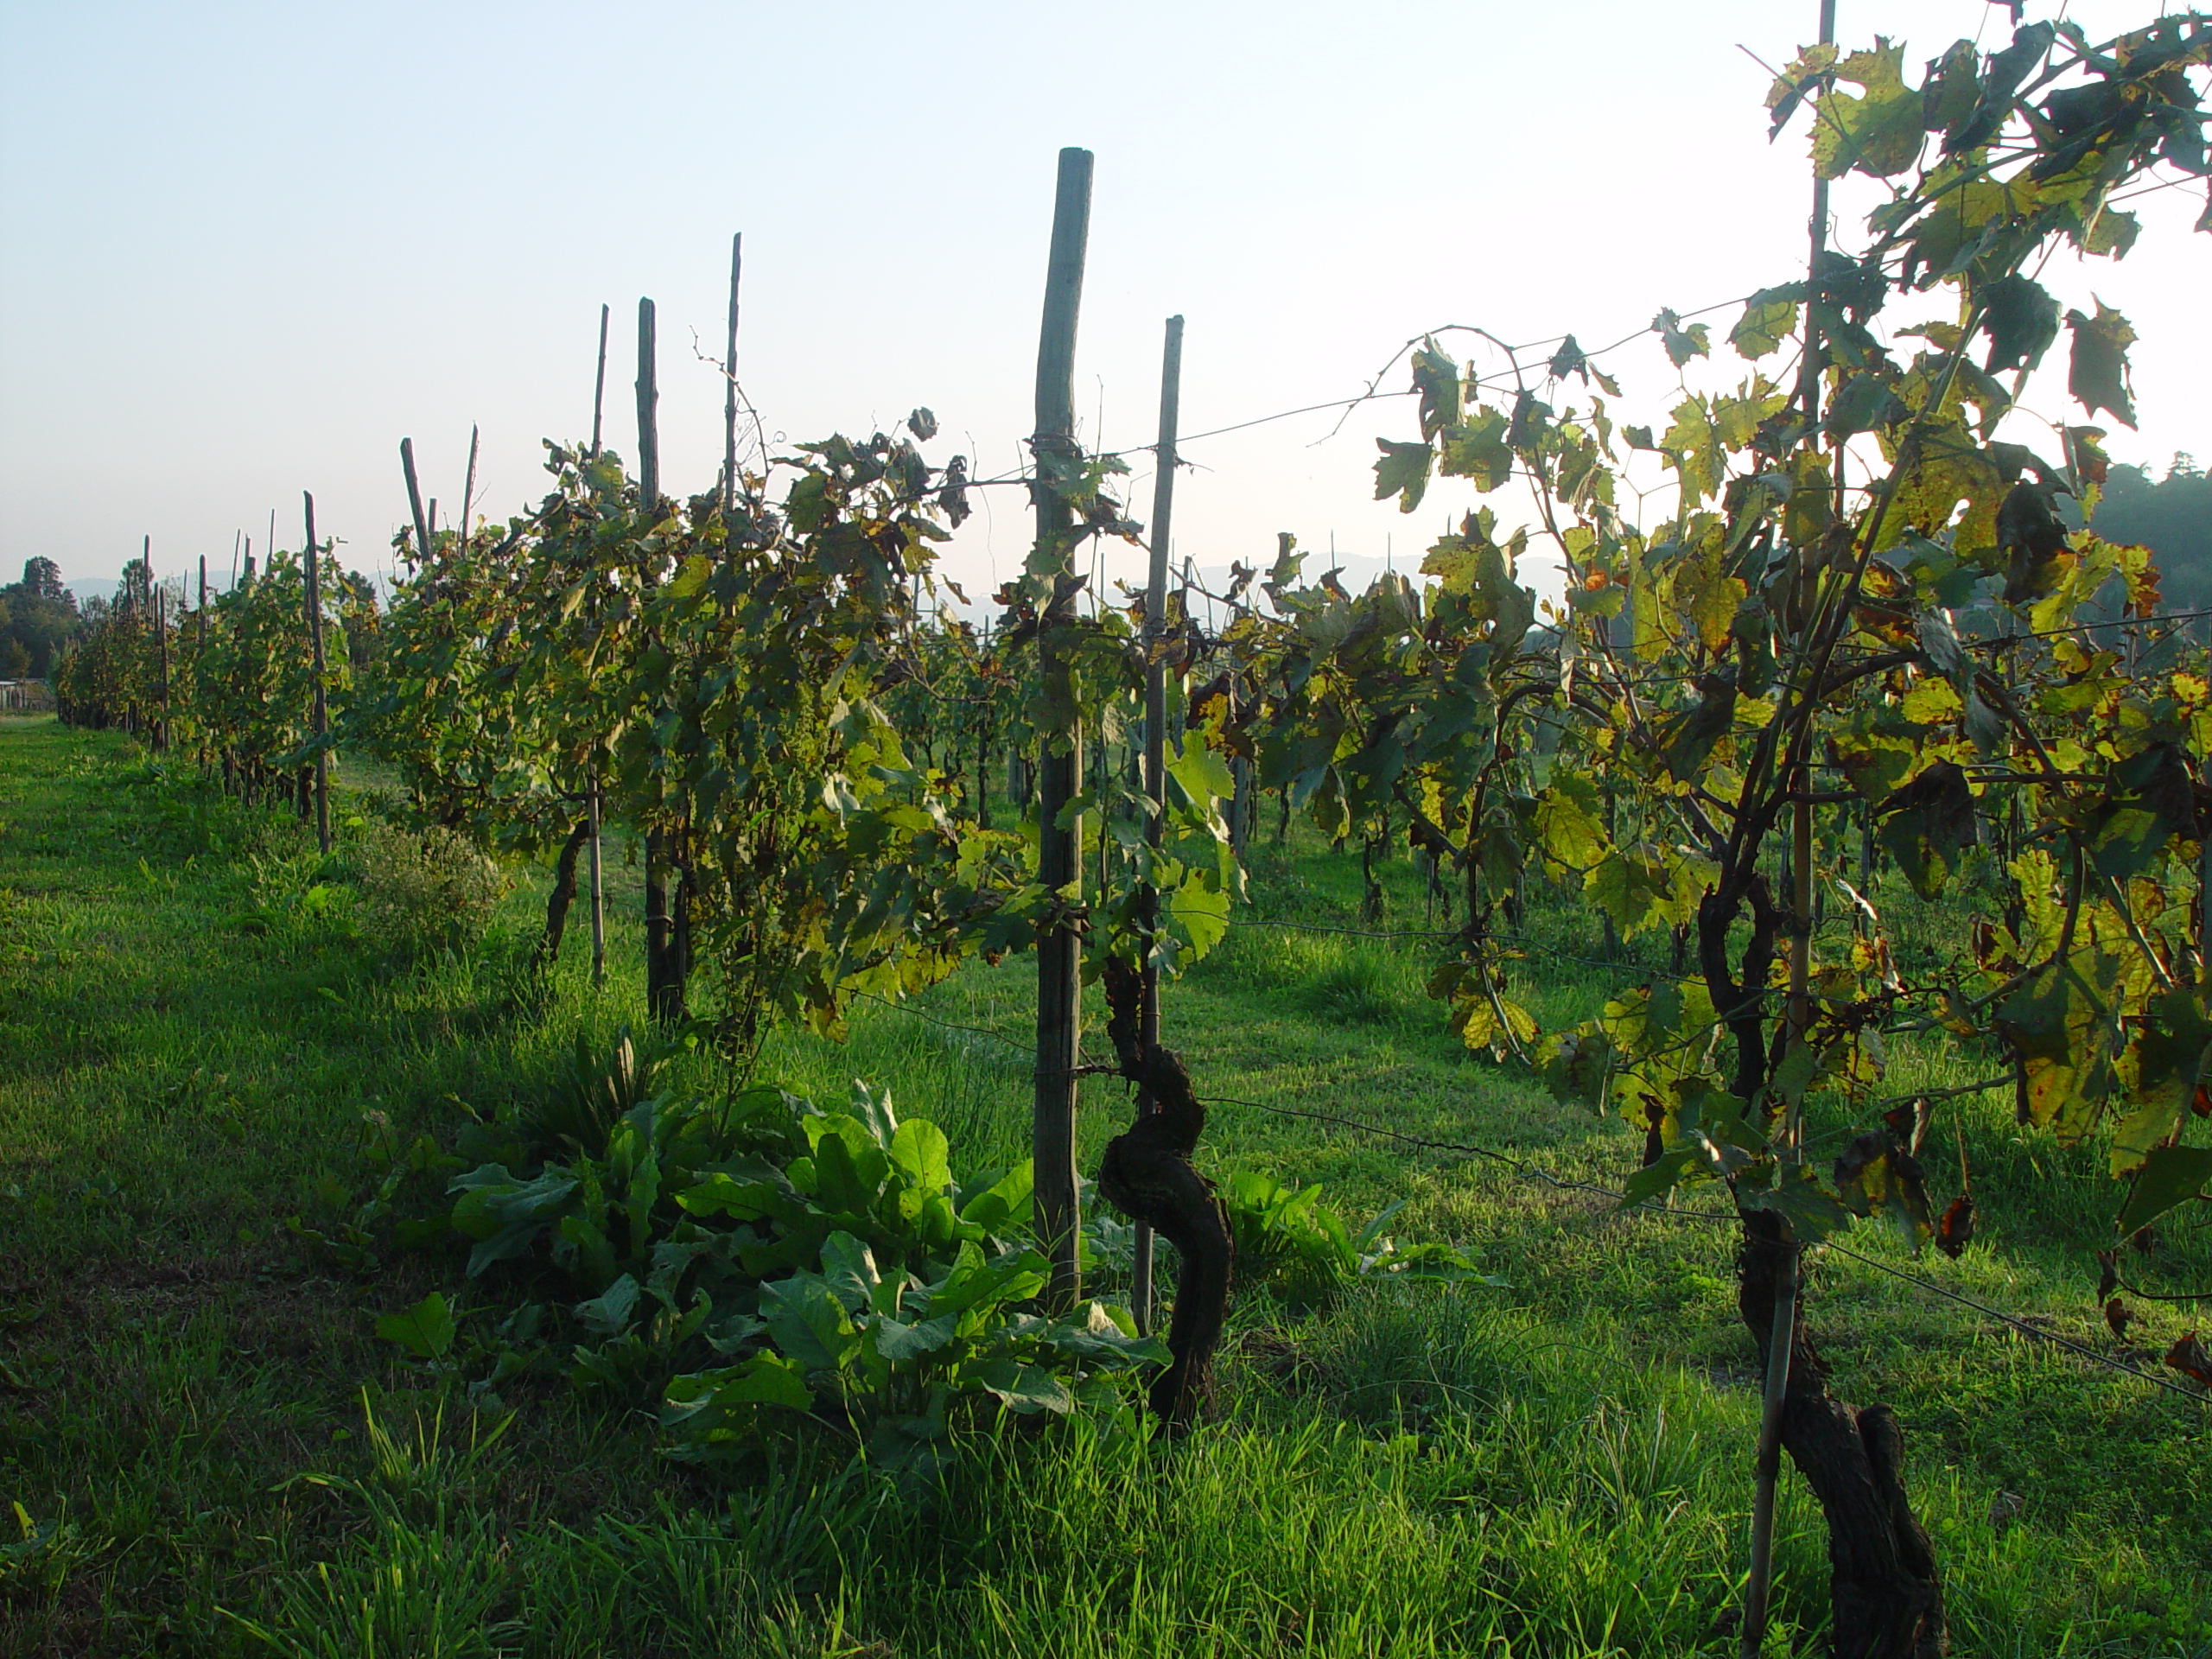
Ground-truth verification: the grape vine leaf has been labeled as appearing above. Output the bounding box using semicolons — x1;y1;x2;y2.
1979;275;2062;374
1730;287;1802;360
2115;1145;2212;1237
1374;439;1433;512
2065;302;2138;428
1651;309;1711;368
1812;41;1925;179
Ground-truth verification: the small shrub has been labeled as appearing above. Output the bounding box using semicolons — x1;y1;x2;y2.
353;821;505;955
1223;1171;1496;1311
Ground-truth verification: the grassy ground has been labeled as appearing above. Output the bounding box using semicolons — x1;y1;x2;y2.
2;715;2206;1656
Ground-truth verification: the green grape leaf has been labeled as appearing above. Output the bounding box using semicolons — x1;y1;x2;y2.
1651;308;1711;368
2115;1146;2212;1237
2066;302;2138;428
1731;287;1802;359
1374;440;1434;513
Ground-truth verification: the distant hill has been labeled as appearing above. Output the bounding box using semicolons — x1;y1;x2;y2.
2082;455;2212;613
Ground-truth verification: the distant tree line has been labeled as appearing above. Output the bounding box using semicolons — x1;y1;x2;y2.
2080;453;2212;613
0;557;79;679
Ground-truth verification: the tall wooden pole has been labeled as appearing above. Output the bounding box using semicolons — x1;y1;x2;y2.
400;439;432;563
590;302;610;456
636;298;660;510
137;536;151;740
303;493;331;855
460;423;480;540
588;772;607;988
155;578;169;753
1130;313;1184;1335
636;296;678;1021
198;556;207;651
723;232;742;514
1744;4;1834;1654
1032;146;1094;1313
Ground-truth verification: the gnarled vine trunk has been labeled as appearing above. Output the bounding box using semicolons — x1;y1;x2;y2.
1738;1211;1945;1658
535;817;592;970
1702;863;1943;1657
1095;955;1230;1430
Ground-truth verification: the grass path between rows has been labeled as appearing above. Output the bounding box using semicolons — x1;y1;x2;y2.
2;715;2206;1656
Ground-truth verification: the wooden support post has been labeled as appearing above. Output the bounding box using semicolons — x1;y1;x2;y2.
635;296;683;1023
155;578;169;753
1032;146;1094;1314
400;439;432;563
636;298;659;510
1131;313;1183;1335
590;302;610;456
1744;5;1833;1654
304;493;331;856
460;423;480;540
723;232;742;513
588;772;607;989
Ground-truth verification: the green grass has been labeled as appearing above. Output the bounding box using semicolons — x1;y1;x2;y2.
2;715;2207;1656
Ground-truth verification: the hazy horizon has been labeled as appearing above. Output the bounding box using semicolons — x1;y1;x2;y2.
5;2;2205;610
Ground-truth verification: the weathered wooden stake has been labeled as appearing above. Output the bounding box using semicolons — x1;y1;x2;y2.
588;772;607;989
400;438;433;562
460;423;480;539
636;298;659;509
1131;312;1184;1335
1744;5;1834;1654
635;296;682;1023
1032;146;1094;1313
155;578;169;753
590;302;610;456
723;232;742;513
304;493;331;855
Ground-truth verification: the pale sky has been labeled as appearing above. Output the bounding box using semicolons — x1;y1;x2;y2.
3;1;2204;605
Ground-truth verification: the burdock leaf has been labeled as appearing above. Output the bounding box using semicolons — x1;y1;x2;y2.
375;1292;456;1360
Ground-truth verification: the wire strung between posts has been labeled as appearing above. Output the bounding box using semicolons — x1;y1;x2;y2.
1205;1097;2210;1406
1816;1237;2206;1404
844;986;2206;1405
1232;914;1704;984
